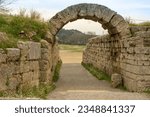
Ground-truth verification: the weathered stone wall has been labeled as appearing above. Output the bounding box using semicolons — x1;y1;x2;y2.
83;26;150;92
83;35;114;76
120;26;150;92
0;40;59;92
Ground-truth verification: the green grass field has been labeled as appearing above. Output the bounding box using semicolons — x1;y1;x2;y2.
59;44;85;52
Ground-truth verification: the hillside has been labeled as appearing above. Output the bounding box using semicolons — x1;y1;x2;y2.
57;29;96;45
0;14;49;48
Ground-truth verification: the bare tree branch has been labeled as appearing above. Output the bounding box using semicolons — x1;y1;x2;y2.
0;0;16;13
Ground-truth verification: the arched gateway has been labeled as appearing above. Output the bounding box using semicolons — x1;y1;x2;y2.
49;3;129;90
49;3;129;39
49;3;150;92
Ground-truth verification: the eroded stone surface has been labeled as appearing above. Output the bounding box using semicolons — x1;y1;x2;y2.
49;3;129;36
0;40;59;93
83;26;150;92
7;48;20;61
111;73;122;88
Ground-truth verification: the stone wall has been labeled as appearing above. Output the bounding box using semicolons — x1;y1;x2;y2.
83;34;121;76
120;26;150;92
83;26;150;92
0;40;59;92
83;35;114;76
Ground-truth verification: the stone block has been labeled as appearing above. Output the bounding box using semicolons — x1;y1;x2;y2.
40;40;50;49
41;48;52;61
0;64;8;79
22;72;33;83
32;70;40;80
137;60;149;66
126;59;137;65
86;4;98;18
19;61;30;73
41;52;52;61
124;77;137;92
40;70;51;82
7;48;20;61
136;76;150;92
50;13;68;30
27;42;41;60
29;61;39;71
0;50;7;63
44;32;54;44
8;75;21;90
121;62;150;75
130;26;147;34
111;73;122;88
101;7;116;23
134;47;150;54
127;47;134;54
143;39;150;47
135;31;150;38
58;9;77;24
115;21;128;33
81;4;90;16
138;66;150;75
17;41;29;61
135;54;149;61
0;73;7;91
48;22;59;35
110;14;124;27
39;60;50;71
0;63;17;78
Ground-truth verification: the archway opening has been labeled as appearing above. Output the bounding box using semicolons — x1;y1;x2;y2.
56;19;108;64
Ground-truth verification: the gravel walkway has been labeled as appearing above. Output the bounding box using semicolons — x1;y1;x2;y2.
47;51;150;100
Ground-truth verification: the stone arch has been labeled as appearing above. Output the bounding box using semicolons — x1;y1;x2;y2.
49;3;130;40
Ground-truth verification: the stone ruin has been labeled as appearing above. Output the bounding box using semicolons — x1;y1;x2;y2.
0;40;59;92
0;3;150;93
49;3;150;92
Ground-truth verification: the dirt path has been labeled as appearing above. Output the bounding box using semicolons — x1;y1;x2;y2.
47;50;150;100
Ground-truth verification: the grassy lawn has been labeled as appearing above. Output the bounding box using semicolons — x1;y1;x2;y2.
59;44;85;52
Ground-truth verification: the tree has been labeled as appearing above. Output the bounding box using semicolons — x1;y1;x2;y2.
125;16;134;24
0;0;15;13
86;31;96;35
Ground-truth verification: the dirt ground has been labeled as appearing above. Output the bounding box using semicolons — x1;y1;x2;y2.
59;50;83;63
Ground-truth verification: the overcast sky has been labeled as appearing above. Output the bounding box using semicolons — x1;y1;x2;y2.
9;0;150;35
